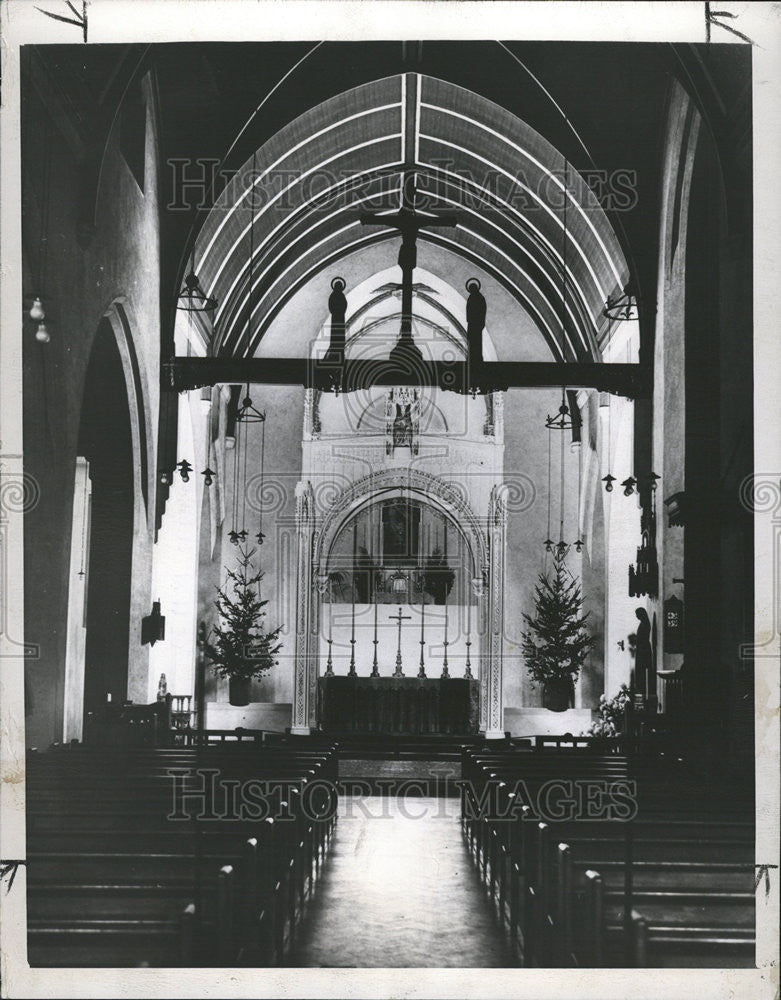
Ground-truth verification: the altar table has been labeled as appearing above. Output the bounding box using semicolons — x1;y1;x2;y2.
318;676;479;734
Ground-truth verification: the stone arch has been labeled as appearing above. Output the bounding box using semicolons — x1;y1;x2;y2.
102;299;153;525
76;317;137;718
313;468;489;582
65;302;154;734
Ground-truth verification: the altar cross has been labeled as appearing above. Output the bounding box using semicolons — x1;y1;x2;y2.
361;171;457;366
389;606;412;677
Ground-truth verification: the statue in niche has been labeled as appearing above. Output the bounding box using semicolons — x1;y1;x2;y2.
422;548;455;605
393;403;413;450
633;607;653;700
386;389;419;455
352;545;378;603
382;499;419;564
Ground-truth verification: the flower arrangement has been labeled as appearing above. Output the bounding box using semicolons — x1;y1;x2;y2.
585;684;631;738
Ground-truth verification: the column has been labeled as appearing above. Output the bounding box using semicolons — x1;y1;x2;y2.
63;457;91;742
292;481;315;734
473;574;488;731
485;486;507;739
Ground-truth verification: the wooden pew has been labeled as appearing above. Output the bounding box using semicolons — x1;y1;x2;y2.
26;740;339;967
459;744;755;968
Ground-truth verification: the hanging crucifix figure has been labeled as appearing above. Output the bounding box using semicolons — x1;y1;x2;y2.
360;171;457;369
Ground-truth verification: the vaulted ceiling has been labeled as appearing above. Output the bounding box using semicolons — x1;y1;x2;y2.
194;73;629;363
32;39;751;363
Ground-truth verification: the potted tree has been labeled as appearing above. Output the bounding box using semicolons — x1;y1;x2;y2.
521;550;594;712
202;546;282;707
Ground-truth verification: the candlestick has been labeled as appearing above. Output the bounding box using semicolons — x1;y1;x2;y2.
390;606;411;677
442;595;450;679
325;577;334;677
349;520;357;676
465;588;472;679
441;514;449;678
371;599;380;676
418;581;426;678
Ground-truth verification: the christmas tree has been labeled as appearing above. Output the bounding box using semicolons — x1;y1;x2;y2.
521;550;593;690
203;546;282;682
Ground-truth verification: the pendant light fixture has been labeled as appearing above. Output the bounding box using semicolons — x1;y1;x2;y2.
604;286;638;322
601;313;615;493
228;159;263;547
544;425;554;553
574;437;584;553
199;387;216;489
174;330;195;485
544;156;574;557
30;118;52;345
177;248;218;313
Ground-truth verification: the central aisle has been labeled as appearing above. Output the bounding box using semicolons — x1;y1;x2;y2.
289;795;517;967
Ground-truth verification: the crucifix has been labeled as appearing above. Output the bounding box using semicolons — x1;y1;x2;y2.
361;171;457;368
389;606;412;678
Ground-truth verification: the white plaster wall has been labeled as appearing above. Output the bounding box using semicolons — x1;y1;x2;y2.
23;69;161;746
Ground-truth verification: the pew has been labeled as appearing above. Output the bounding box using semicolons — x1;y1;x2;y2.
26;738;339;967
459;743;755;968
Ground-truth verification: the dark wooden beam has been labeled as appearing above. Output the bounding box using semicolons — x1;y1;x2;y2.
165;356;651;398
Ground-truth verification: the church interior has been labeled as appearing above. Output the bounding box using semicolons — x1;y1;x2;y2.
18;39;757;970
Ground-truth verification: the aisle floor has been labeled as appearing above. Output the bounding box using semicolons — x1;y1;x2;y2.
289;796;517;967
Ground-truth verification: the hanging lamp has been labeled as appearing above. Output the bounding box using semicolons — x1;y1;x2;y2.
543;156;575;557
603;286;638;322
544;425;554;553
177;246;217;313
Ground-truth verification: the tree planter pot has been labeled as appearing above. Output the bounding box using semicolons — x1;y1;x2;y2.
229;676;251;707
542;678;573;712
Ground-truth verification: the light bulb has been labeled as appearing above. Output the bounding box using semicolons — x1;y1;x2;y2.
35;322;50;343
29;298;45;322
160;471;171;486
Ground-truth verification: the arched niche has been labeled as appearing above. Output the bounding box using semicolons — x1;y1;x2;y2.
291;469;505;735
313;468;488;582
64;303;150;740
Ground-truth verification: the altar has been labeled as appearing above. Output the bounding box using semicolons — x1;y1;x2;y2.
318;676;480;734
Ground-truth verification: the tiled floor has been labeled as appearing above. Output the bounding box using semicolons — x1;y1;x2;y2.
289;796;517;967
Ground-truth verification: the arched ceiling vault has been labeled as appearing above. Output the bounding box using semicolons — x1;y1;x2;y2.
194;74;630;364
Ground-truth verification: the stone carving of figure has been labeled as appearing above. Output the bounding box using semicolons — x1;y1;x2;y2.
634;607;653;699
466;278;486;367
393;403;413;449
324;277;347;364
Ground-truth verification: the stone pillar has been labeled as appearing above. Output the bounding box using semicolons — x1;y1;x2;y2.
292;481;315;734
473;574;488;732
485;486;507;739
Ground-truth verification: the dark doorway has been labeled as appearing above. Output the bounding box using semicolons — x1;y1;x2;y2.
78;320;135;717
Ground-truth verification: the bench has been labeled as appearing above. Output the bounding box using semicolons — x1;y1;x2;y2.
26;740;339;967
459;745;755;968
